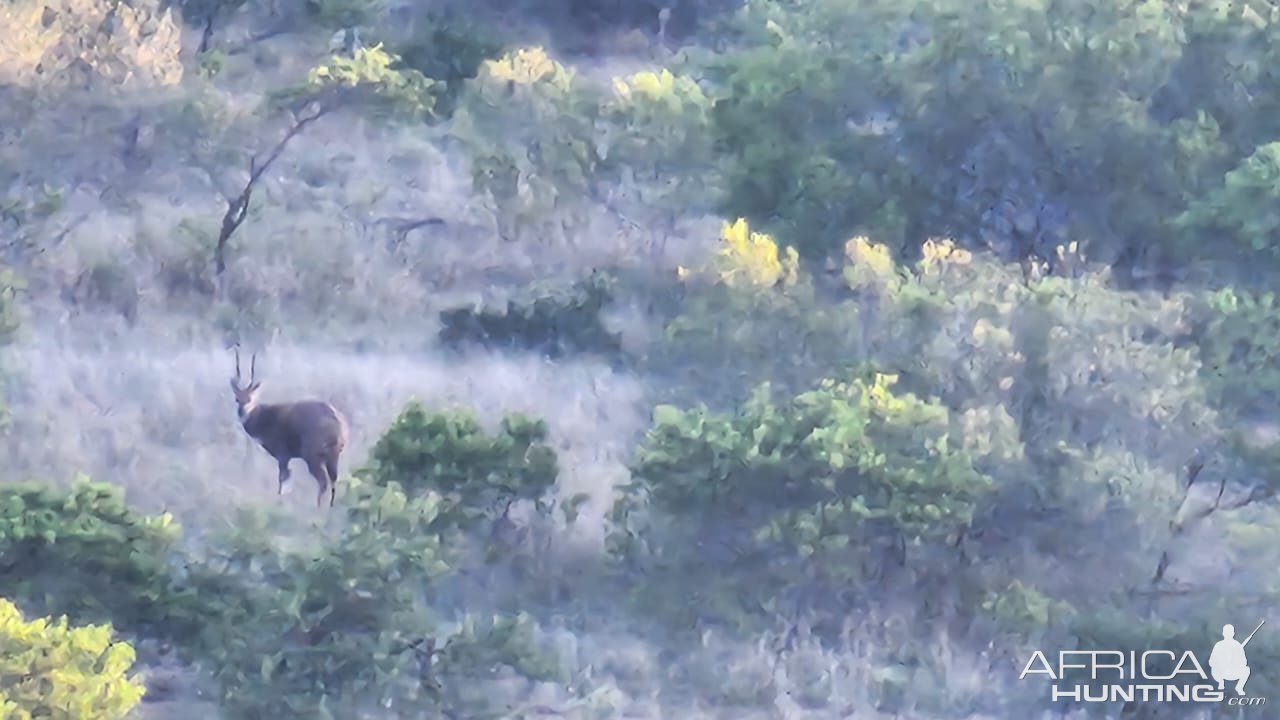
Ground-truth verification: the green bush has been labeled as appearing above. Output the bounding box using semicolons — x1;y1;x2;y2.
176;477;563;718
632;230;1233;652
177;482;453;718
611;370;992;633
438;272;624;359
1192;287;1280;416
0;598;146;720
1174;142;1280;260
360;402;559;530
0;478;180;633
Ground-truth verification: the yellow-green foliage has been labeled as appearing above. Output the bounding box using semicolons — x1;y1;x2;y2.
0;598;145;720
981;580;1076;637
916;237;973;275
596;67;719;215
662;219;840;406
308;44;400;87
454;47;597;238
708;217;800;288
610;68;703;105
481;46;574;88
607;68;712;136
842;235;898;292
299;44;435;116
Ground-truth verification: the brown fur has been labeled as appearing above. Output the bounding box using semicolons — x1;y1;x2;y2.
231;350;349;507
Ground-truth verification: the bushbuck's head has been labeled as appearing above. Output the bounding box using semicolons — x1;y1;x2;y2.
230;347;262;420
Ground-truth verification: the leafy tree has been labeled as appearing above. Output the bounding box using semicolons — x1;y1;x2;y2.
452;47;602;242
838;236;1224;608
702;1;909;260
1160;2;1280;162
597;68;719;223
281;44;436;119
695;0;1247;272
214;44;435;292
648;217;855;407
0;598;146;720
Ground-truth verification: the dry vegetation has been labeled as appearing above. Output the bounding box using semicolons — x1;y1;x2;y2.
1;25;706;536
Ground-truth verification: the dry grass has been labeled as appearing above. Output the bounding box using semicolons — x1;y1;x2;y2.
0;82;709;539
4;325;653;537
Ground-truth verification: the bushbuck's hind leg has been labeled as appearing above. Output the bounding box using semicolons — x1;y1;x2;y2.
276;458;291;496
324;456;340;507
305;458;331;508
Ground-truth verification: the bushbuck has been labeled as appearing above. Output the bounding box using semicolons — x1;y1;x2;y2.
230;348;349;507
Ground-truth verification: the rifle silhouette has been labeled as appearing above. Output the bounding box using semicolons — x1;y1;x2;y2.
1242;620;1266;648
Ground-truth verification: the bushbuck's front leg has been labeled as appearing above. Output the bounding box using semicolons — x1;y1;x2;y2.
276;458;291;495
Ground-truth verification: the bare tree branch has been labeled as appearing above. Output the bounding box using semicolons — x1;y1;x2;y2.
213;103;330;296
374;215;447;250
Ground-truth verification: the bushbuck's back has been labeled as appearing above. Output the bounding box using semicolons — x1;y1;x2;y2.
241;400;348;461
230;348;349;507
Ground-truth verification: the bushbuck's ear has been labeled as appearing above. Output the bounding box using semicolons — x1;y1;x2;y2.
249;380;263;392
230;378;241;392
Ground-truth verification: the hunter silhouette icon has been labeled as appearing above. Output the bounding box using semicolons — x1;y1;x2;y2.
1210;621;1265;696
